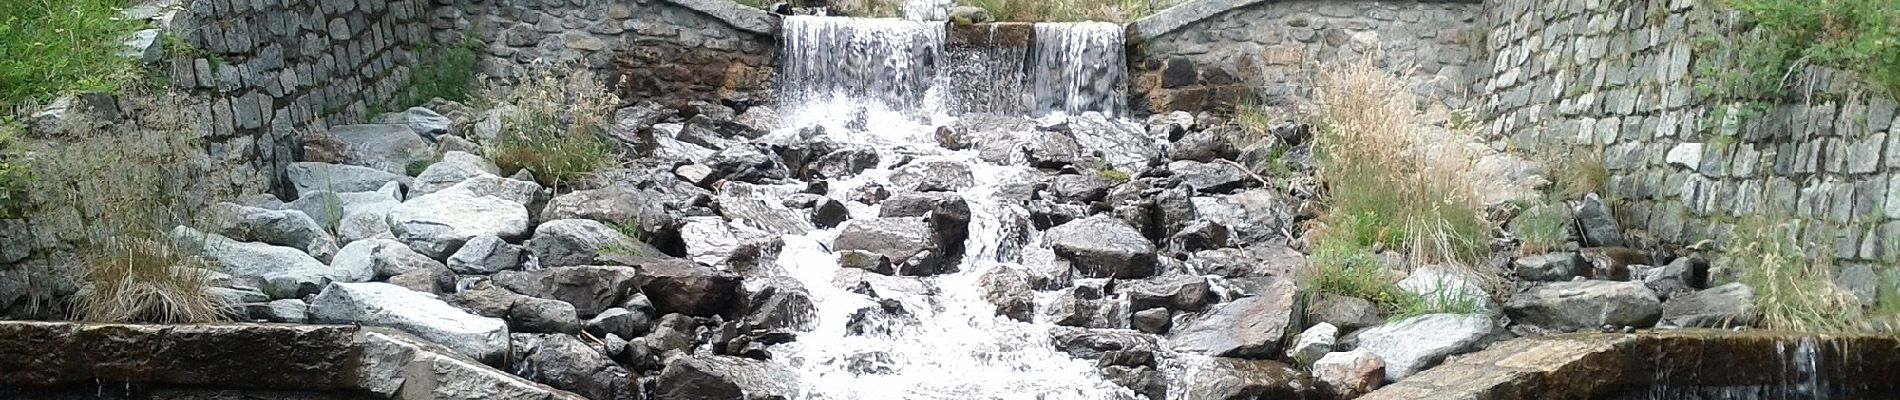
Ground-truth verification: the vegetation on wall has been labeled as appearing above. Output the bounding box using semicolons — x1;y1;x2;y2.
0;0;144;108
388;37;483;111
0;121;29;219
1703;0;1900;99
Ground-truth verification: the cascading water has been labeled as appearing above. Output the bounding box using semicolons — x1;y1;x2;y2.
763;15;1145;400
1027;22;1128;117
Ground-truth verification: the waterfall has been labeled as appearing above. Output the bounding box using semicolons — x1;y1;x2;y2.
762;14;1142;400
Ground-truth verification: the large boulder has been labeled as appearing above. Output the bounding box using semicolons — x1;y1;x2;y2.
286;186;402;245
207;202;340;262
1661;282;1757;328
410;151;502;197
1121;275;1213;312
810;147;880;179
541;186;675;230
1513;252;1588;281
527;219;656;268
1190;190;1294;245
1306;294;1384;332
308;282;509;362
878;192;972;264
1356;314;1499;381
324;124;432;175
743;277;817;331
1575;193;1625;247
1047;174;1116;204
1397;265;1497;313
1285;323;1338;366
1169;280;1297;358
287;162;412;196
516;334;633;400
491;266;642;318
446;234;525;274
977;264;1036;322
706;143;792;184
1312;351;1385;398
1044;215;1158;279
1169;357;1318;400
678;216;779;268
173;226;346;299
1505;280;1662;331
889;160;974;192
372;106;455;139
388;180;533;259
1168;160;1248;194
330;239;445;281
638;259;745;317
652;355;800;400
833;218;944;276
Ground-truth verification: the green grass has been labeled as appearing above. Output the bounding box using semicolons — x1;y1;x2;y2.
479;61;617;190
0;0;145;107
1728;217;1866;332
0;121;29;219
1511;201;1570;255
387;37;482;111
957;0;1164;22
1303;233;1483;320
1712;0;1900;98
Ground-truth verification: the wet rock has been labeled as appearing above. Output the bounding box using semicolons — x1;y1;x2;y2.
492;266;642;318
387;181;531;259
516;334;633;400
1637;257;1702;298
541;186;677;230
811;197;850;228
890;160;975;192
845;298;917;337
1170;220;1229;252
446;234;524;274
1191;189;1294;245
287;162;413;197
1575;193;1625;247
1048;174;1116;204
850;182;892;204
508;296;582;334
1050;280;1126;329
1312;350;1384;398
1513;252;1587;281
810;147;880;179
587;307;653;339
1050;327;1161;362
838;250;896;275
643;313;701;356
707;143;793;184
978;265;1036;322
1505;280;1661;332
173;226;342;299
679;216;776;268
1356;313;1499;381
1027;201;1089;230
528;219;657;268
1168;160;1248;193
834;218;945;276
1025;129;1085;168
1169;128;1236;162
639;259;745;317
1102;365;1167;400
1306;294;1384;332
1286;323;1338;366
716;185;817;235
879;192;972;263
410;151;503;197
1132;308;1172;334
653;355;800;400
206;202;339;262
1170;357;1317;400
1185;245;1306;279
1661;282;1756;328
1169;280;1296;358
1122;275;1213;312
1044;215;1158;279
309;282;508;362
678;115;741;151
744;277;817;331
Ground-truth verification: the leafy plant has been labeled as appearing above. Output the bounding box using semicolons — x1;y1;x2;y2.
478;61;618;190
0;0;145;107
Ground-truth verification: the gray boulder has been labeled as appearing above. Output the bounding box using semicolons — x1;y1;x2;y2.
1513;252;1587;281
1169;128;1235;162
948;5;991;22
1169;280;1296;358
508;296;582;334
325;124;432;175
410;151;502;197
492;266;642;318
1661;282;1757;328
586;307;653;339
1504;280;1662;331
246;298;310;323
516;334;632;400
1044;215;1158;279
1169;357;1318;400
1398;265;1497;313
173;226;345;299
446;234;524;274
308;282;509;363
528;219;655;268
638;259;745;317
287;162;412;196
743;277;817;331
978;264;1036;322
1121;275;1213;311
1356;314;1499;381
207;202;339;262
1575;193;1625;247
678;216;778;268
386;261;456;295
889;160;974;192
1190;190;1294;245
834;218;943;276
1286;322;1338;366
1047;174;1116;204
372;107;455;140
652;355;800;400
286;185;402;245
1169;160;1248;193
330;239;444;281
1306;294;1383;332
387;180;532;259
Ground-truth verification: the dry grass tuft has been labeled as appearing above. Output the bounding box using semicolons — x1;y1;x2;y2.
958;0;1169;22
72;237;227;323
479;61;619;190
1729;217;1867;332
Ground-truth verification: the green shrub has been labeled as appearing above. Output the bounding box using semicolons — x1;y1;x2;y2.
1511;201;1570;255
0;0;144;107
1713;0;1900;98
23;92;230;323
389;37;482;109
479;62;618;190
1728;217;1865;332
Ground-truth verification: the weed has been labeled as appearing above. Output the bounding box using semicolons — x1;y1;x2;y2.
957;0;1168;22
23;92;230;323
0;121;29;219
1711;0;1900;98
1728;216;1865;332
1539;146;1606;200
0;0;145;107
390;37;482;109
1307;55;1491;266
601;216;655;258
1510;201;1570;255
478;61;618;190
1303;231;1483;320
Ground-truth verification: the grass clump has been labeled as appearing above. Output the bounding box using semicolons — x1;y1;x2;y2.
1303;229;1483;320
1712;0;1900;97
388;37;482;110
1509;201;1571;255
0;0;145;107
22;92;230;323
478;61;618;190
1540;146;1606;201
1726;217;1866;332
1307;56;1490;266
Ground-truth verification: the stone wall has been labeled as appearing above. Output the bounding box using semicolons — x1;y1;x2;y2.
1129;0;1484;113
1475;0;1899;274
433;0;777;107
163;0;432;198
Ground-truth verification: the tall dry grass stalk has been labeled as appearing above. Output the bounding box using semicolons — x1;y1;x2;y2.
1307;54;1491;267
24;91;231;323
959;0;1163;22
479;60;619;189
1729;217;1866;332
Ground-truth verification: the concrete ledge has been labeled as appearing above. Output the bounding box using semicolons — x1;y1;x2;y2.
661;0;777;36
1359;330;1900;400
1127;0;1482;42
0;322;582;399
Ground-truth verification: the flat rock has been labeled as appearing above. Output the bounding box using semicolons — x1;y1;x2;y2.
1044;215;1158;279
1505;280;1662;332
308;282;509;363
326;124;432;175
287;162;413;196
652;355;800;400
387;182;532;259
1356;313;1498;381
492;266;642;318
1169;280;1297;358
173;226;347;299
1661;282;1756;328
207;202;339;262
